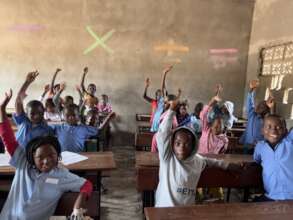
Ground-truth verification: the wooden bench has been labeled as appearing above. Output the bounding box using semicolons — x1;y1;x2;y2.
135;132;154;151
136;152;262;208
136;114;151;122
144;201;293;220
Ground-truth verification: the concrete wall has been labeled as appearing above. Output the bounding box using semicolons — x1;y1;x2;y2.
246;0;293;127
0;0;255;145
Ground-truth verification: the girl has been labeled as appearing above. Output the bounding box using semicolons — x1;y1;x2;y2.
198;85;228;154
98;94;112;114
44;98;62;122
0;90;92;220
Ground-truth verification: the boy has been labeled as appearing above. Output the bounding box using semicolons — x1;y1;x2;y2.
155;98;240;207
240;80;274;152
253;114;293;201
14;71;53;148
50;104;115;152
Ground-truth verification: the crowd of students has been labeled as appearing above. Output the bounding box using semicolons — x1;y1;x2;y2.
143;66;293;207
0;64;293;219
0;68;114;220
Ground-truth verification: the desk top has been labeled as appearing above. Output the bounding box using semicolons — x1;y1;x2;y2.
145;201;293;220
136;152;254;167
0;152;116;174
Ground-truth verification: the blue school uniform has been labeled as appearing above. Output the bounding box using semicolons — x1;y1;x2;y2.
50;123;98;152
13;113;54;148
253;130;293;200
0;147;86;220
150;97;164;132
240;91;264;145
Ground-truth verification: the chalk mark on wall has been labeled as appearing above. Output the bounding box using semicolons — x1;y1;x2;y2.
84;26;115;55
208;48;239;69
283;88;293;104
7;24;45;32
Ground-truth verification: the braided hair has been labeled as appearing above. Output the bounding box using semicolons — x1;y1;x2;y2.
25;136;61;169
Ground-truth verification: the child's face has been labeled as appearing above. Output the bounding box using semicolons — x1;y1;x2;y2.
46;105;55;113
221;106;229;115
27;106;44;124
86;112;99;127
64;109;79;125
263;117;286;146
173;131;193;160
179;105;187;116
155;90;162;100
33;144;58;173
87;85;96;96
53;84;60;94
64;98;74;106
211;118;224;135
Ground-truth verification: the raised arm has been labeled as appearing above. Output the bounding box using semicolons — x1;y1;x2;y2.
52;83;66;111
161;65;173;97
40;84;50;102
208;84;222;107
15;71;39;116
0;89;18;156
266;89;275;114
80;67;88;94
76;85;84;109
49;68;62;95
99;112;116;130
143;78;154;103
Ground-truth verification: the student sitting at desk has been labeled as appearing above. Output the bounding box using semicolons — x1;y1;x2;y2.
253;114;293;201
155;97;241;207
0;89;93;220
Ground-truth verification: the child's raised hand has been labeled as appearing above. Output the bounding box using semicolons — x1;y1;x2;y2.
44;84;50;93
83;67;88;74
76;85;81;92
60;82;66;91
215;84;223;95
266;97;275;109
26;71;39;83
249;79;259;90
163;65;173;74
145;78;150;87
0;89;12;109
56;68;62;73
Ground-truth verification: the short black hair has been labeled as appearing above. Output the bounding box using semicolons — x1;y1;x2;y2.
264;114;287;129
26;100;44;112
25;136;61;168
64;103;79;113
45;98;55;108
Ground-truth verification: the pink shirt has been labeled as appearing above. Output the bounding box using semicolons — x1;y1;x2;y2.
198;105;228;154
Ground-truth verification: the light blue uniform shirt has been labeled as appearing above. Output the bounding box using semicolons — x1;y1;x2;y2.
0;147;86;220
253;130;293;200
240;91;264;145
151;97;164;132
50;123;98;152
13;113;54;148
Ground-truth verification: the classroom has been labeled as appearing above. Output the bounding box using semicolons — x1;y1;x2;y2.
0;0;293;219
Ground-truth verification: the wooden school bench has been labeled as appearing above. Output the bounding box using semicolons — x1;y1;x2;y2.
136;152;262;208
0;152;116;220
144;201;293;220
135;132;154;151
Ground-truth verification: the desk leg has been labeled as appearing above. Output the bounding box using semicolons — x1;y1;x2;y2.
142;190;155;212
243;187;249;202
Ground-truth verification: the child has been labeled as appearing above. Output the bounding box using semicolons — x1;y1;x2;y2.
253;114;293;201
48;68;62;98
198;86;228;154
176;102;191;127
44;98;62;122
155;98;241;207
143;77;162;126
98;94;112;114
150;65;173;132
80;67;99;114
50;104;115;152
193;102;203;120
0;89;93;220
240;80;274;152
189;102;203;134
13;71;53;148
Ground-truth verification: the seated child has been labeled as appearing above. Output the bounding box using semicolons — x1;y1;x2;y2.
189;102;203;134
0;89;93;220
155;98;240;207
44;98;62;122
98;94;112;114
198;87;228;154
176;102;191;127
13;71;53;148
253;114;293;201
50;104;115;152
240;80;274;151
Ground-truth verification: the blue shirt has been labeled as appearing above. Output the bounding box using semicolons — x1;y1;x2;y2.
240;91;264;145
151;97;164;132
0;147;86;220
50;123;98;152
13;113;54;148
253;130;293;200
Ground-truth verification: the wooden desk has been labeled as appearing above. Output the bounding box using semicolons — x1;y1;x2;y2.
136;152;262;207
227;127;245;138
135;132;154;151
136;113;151;122
0;152;116;220
145;201;293;220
